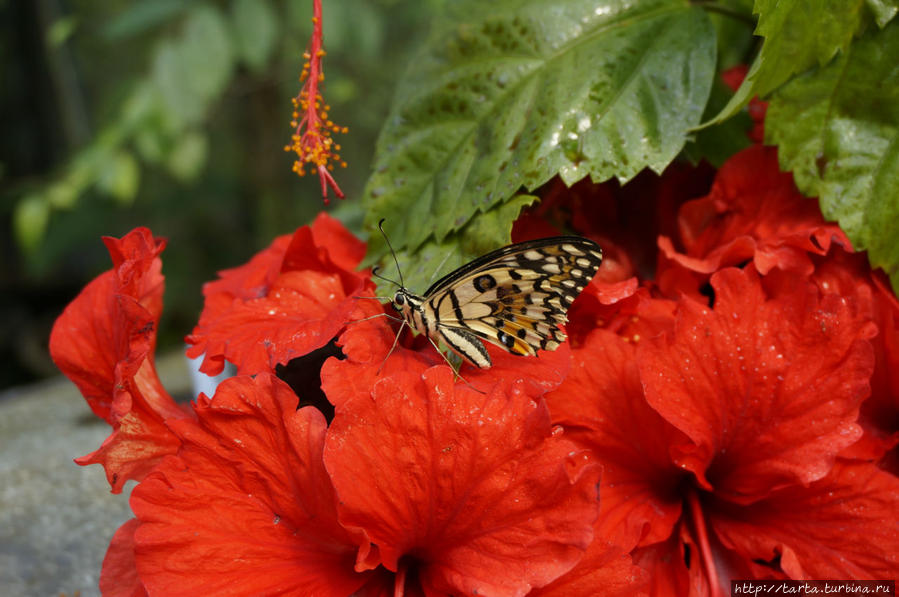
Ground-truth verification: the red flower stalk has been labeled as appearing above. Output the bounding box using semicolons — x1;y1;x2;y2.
284;0;348;203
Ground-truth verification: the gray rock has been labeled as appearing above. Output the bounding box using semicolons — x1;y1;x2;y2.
0;351;194;597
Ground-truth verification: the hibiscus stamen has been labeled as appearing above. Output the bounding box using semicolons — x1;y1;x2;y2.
393;560;407;597
284;0;348;204
687;489;722;597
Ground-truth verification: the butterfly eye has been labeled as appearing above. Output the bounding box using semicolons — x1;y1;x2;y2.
394;293;405;307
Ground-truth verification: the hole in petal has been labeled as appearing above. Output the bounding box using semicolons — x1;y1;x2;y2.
275;338;343;422
699;282;715;308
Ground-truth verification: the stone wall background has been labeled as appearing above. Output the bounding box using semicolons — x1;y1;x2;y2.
0;351;192;597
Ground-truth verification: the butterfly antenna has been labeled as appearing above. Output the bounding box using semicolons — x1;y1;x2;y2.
345;311;404;325
426;249;454;287
378;219;405;288
371;266;402;289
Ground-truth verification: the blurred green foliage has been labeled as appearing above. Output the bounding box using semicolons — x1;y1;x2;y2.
0;0;441;388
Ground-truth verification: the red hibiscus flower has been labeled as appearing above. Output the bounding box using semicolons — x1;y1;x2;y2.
774;246;899;467
657;145;850;298
324;365;602;595
50;215;373;496
186;212;372;376
118;374;378;597
547;266;899;594
530;537;650;597
49;228;192;493
654;141;899;473
102;367;612;596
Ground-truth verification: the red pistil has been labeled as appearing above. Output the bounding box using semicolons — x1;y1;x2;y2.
285;0;348;204
394;560;407;597
687;489;722;597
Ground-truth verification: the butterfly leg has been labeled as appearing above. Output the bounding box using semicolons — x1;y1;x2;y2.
424;335;485;395
377;319;409;375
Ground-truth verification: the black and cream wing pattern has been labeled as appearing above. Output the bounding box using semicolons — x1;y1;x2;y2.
419;236;603;368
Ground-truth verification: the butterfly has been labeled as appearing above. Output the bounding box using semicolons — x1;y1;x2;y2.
376;225;603;369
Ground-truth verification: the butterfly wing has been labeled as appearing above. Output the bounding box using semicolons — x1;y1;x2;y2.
424;237;602;366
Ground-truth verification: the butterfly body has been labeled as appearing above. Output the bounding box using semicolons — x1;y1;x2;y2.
389;236;603;369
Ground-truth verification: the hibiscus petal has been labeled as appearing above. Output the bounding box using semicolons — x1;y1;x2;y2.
74;379;182;493
306;211;367;277
631;532;695;597
530;537;649;597
640;267;876;502
100;518;147;597
566;285;676;349
186;214;371;376
324;366;600;595
194;233;293;306
658;145;850;293
319;300;438;410
711;461;899;579
547;329;687;550
469;339;572;394
51;229;164;421
50;227;188;492
130;374;373;596
811;250;899;466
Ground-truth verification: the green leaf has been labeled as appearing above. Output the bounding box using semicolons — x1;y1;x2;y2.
167;131;208;182
707;0;755;70
47;16;79;47
767;21;899;291
231;0;278;71
865;0;899;28
151;7;233;129
372;195;538;296
706;0;867;125
120;82;160;131
181;7;233;106
152;41;199;129
46;178;82;209
96;151;140;203
682;76;752;167
323;0;384;57
47;147;104;209
14;195;50;254
134;126;168;164
363;0;716;256
103;0;189;40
